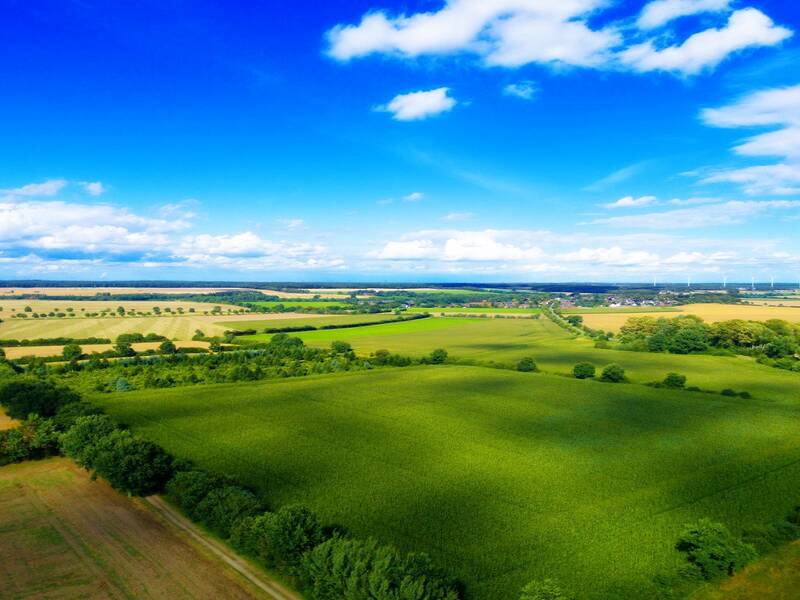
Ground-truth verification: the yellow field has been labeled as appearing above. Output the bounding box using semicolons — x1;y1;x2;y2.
581;303;800;332
747;299;800;307
0;299;243;315
0;410;19;431
0;286;271;297
2;340;210;360
0;311;319;342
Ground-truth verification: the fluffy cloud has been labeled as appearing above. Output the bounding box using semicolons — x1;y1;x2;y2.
636;0;731;30
620;9;792;75
328;1;790;77
603;195;657;209
700;84;800;194
2;179;68;197
588;200;800;228
81;181;106;196
377;88;456;121
502;80;538;100
403;191;425;202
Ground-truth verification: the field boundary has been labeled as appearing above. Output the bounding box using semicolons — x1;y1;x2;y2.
145;495;301;600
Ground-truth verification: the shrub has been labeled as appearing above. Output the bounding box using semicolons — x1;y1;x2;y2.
517;357;537;372
91;429;174;496
667;328;708;354
195;485;262;537
51;401;103;432
0;379;81;419
166;469;230;520
600;364;625;383
520;578;573;600
62;343;83;361
234;505;325;567
573;362;596;379
675;518;757;580
429;348;448;364
298;536;459;600
721;388;737;397
662;373;687;389
60;414;118;468
0;416;60;465
159;340;177;354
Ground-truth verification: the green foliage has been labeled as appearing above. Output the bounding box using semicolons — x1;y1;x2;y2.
662;373;687;388
675;519;757;580
0;379;80;419
50;401;103;432
667;328;708;354
520;579;573;600
165;469;230;520
195;485;262;537
517;357;537;372
59;414;118;468
600;364;625;383
429;348;448;364
0;415;60;465
298;536;459;600
90;429;174;495
233;505;324;567
62;343;83;361
159;340;177;354
572;362;596;379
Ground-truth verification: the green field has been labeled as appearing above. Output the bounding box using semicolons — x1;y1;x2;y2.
225;313;399;334
407;306;541;314
247;300;351;309
561;306;681;314
95;366;800;600
244;317;800;406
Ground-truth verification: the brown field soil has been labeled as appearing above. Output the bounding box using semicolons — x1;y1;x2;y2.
691;540;800;600
2;340;210;360
0;458;267;600
581;303;800;332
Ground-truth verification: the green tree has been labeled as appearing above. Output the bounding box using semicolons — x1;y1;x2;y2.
59;414;117;468
195;485;261;537
517;357;537;372
600;364;625;383
662;372;687;388
261;505;324;566
91;430;173;496
429;348;448;364
116;306;126;316
62;343;83;361
668;328;708;354
0;380;80;419
166;470;229;519
676;518;757;579
159;340;177;354
572;362;596;379
114;341;136;357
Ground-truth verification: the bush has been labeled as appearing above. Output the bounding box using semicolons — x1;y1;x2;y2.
721;388;737;397
600;364;625;383
166;469;230;520
195;485;262;538
662;373;687;388
429;348;448;364
234;505;325;567
62;343;83;361
520;578;573;600
159;340;177;354
517;357;537;372
667;328;708;354
91;429;174;496
572;362;596;379
60;414;118;468
675;518;757;580
0;379;81;419
0;416;60;465
51;401;104;432
298;536;459;600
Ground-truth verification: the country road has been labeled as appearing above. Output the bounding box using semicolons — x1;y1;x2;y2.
145;495;302;600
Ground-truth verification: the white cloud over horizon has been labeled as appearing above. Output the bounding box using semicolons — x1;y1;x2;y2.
636;0;732;30
603;195;657;209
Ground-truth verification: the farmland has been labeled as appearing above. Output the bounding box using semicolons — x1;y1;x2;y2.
0;458;264;599
95;366;800;600
578;303;800;332
246;300;351;309
2;340;209;360
406;306;541;315
225;312;404;335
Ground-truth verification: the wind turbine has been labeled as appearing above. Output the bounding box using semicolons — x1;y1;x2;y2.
751;276;755;291
723;275;727;288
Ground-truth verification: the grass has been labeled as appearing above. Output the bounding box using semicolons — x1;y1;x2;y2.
244;317;800;407
406;306;541;314
691;540;800;600
0;458;259;599
247;300;351;309
579;303;800;332
95;366;800;600
225;313;398;334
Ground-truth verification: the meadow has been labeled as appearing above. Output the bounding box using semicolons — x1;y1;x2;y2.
95;366;800;600
579;303;800;332
225;312;402;335
406;306;541;315
246;300;351;309
239;317;800;406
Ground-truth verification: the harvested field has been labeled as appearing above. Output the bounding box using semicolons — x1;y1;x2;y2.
2;340;209;360
0;298;240;314
0;458;265;599
0;409;19;431
0;286;256;297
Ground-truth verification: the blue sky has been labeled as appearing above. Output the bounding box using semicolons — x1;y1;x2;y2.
1;0;799;282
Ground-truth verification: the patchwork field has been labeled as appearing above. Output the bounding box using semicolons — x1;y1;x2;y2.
249;317;800;406
0;458;263;599
0;311;320;342
226;312;401;335
95;366;800;600
247;300;351;309
579;303;800;332
2;340;209;360
407;306;541;315
0;286;259;297
0;298;240;314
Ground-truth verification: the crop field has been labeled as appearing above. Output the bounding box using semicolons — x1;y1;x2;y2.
225;312;400;335
561;306;681;314
95;366;800;600
0;458;262;599
2;340;210;360
0;298;240;314
407;306;541;315
691;540;800;600
246;300;351;309
579;303;800;332
254;317;800;405
0;286;262;297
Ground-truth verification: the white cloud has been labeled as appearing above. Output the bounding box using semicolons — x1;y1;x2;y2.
377;239;438;260
81;181;106;196
700;84;800;194
603;195;657;209
588;200;800;228
377;88;457;121
403;191;425;202
637;0;731;30
2;179;68;197
279;218;306;230
442;212;474;221
620;9;792;75
502;80;538;100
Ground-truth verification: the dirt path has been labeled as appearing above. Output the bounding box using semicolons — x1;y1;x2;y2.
145;495;302;600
